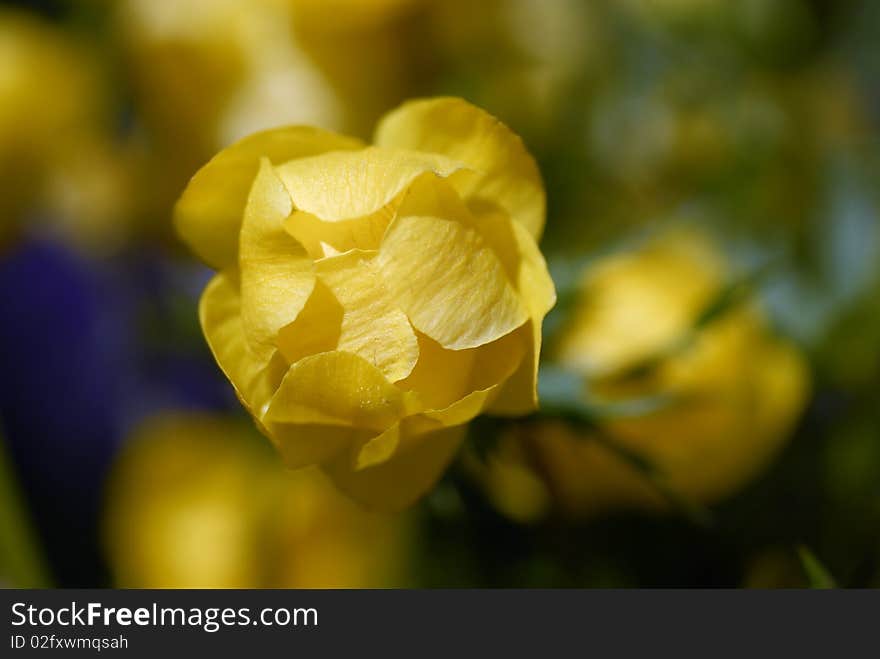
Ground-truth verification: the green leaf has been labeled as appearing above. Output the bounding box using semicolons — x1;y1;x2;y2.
797;546;837;589
586;430;715;529
693;265;770;331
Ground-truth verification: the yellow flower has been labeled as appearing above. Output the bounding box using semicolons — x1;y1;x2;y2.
176;97;555;510
117;0;436;240
104;413;413;588
475;229;809;521
117;0;338;148
426;0;598;146
0;11;124;248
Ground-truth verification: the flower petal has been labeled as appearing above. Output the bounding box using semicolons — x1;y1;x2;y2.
268;423;366;469
375;97;546;238
420;326;526;425
395;332;477;410
355;423;401;471
349;330;526;473
175;126;364;268
276;280;344;365
485;219;556;415
264;351;411;431
199;272;288;420
239;159;315;363
487;320;540;415
398;325;526;412
323;424;466;511
315;250;419;382
275;146;464;222
284;205;396;259
515;224;556;316
396;174;555;319
376;214;528;350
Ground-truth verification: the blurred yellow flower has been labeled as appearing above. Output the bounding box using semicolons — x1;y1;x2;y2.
117;0;429;222
476;229;809;521
104;413;412;588
426;0;598;145
0;11;131;250
176;97;555;510
118;0;338;149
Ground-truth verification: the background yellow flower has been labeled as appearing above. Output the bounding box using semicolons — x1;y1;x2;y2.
104;413;413;588
475;229;809;521
114;0;430;229
0;10;132;252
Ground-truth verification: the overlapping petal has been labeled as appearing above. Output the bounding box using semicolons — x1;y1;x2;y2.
239;159;315;362
323;424;467;511
175;126;364;268
276;280;344;365
375;97;546;239
284;206;395;258
376;213;528;350
395;332;477;410
401;326;526;427
315;250;419;382
264;351;415;431
275;146;464;222
199;272;288;420
485;218;556;414
267;423;367;470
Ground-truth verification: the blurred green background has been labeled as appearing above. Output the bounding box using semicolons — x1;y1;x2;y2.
0;0;878;588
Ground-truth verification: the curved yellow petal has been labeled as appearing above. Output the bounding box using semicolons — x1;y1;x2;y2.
488;321;541;416
421;388;500;428
175;126;364;269
506;219;557;318
355;423;401;471
323;424;466;511
396;174;555;318
264;351;410;431
469;325;528;391
374;97;546;239
394;170;473;223
315;250;419;382
396;323;526;415
395;332;477;410
420;326;526;425
276;280;344;365
275;146;464;222
267;423;366;470
376;214;528;350
486;220;556;415
239;160;315;362
284;205;396;259
199;272;288;420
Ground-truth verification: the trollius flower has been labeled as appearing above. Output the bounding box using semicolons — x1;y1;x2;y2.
176;97;555;509
475;230;809;521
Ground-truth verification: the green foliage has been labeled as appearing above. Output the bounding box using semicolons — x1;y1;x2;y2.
797;546;837;589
